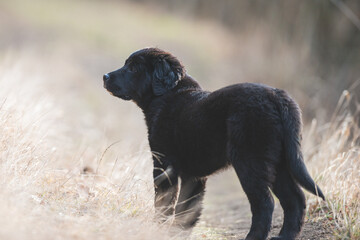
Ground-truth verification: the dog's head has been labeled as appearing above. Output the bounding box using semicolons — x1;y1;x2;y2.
103;48;185;104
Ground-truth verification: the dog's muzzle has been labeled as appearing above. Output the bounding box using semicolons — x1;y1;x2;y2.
103;73;132;101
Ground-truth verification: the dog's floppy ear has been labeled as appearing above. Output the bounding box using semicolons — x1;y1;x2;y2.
152;55;185;96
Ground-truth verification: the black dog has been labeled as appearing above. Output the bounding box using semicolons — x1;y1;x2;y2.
103;48;325;240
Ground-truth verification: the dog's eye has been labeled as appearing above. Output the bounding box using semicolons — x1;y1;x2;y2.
128;65;137;73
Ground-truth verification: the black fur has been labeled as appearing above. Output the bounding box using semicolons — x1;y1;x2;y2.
103;48;325;240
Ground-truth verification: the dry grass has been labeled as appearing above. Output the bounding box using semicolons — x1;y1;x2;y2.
304;85;360;239
0;56;177;240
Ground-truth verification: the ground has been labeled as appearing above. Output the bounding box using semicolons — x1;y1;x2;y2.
192;170;334;240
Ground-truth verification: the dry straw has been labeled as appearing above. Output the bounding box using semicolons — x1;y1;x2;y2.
304;82;360;239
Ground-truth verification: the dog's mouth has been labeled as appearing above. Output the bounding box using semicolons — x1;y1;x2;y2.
117;94;132;100
107;90;132;101
104;85;132;101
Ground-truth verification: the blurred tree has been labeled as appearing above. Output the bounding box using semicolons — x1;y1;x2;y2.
132;0;360;89
131;0;360;118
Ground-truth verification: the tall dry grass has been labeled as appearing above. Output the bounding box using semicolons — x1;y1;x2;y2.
304;85;360;239
0;56;175;240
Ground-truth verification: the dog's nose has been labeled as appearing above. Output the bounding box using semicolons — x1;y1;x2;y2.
103;74;110;82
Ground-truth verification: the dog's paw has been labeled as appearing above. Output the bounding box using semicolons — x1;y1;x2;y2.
270;236;295;240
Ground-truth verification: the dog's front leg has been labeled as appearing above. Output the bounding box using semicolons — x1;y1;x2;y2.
153;156;179;222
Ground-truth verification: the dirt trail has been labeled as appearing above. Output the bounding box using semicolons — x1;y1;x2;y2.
193;170;332;240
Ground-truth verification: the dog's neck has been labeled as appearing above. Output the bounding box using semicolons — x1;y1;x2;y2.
138;74;203;128
174;74;202;93
136;74;202;111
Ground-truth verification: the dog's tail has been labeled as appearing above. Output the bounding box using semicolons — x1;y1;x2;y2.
276;89;325;200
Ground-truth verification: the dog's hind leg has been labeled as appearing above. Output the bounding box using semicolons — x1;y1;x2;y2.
270;164;306;240
232;159;274;240
174;176;207;229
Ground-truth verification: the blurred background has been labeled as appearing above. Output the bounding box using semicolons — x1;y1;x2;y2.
1;0;359;125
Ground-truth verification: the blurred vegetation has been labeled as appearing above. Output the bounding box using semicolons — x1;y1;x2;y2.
133;0;360;119
134;0;360;80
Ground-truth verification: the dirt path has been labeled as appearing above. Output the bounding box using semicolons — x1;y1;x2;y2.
193;170;332;240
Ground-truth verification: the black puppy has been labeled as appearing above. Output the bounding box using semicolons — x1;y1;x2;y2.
103;48;325;240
